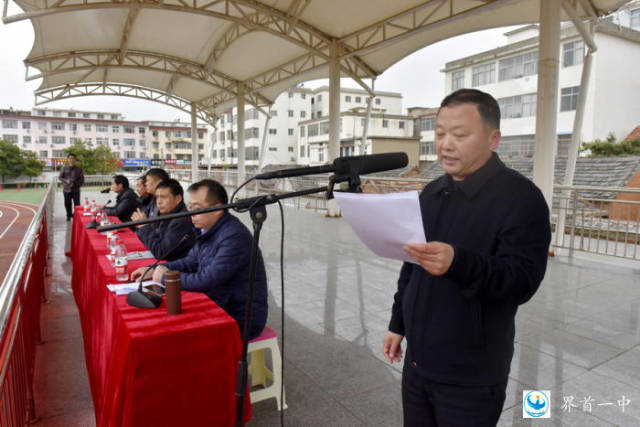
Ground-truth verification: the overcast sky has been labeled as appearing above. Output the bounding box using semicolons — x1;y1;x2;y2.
0;4;517;122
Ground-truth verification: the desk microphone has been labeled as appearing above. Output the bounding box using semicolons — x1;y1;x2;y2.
100;188;110;194
127;234;192;309
86;200;113;229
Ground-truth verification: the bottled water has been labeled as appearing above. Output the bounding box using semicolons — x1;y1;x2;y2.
114;240;129;282
83;197;90;211
90;200;97;214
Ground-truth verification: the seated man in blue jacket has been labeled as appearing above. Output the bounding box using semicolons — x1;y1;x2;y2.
135;179;196;261
131;179;268;340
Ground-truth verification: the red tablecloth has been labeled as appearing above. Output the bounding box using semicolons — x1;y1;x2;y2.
70;208;251;426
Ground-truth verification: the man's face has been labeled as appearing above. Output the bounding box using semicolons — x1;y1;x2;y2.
188;187;224;231
68;156;76;167
145;175;161;195
136;179;148;197
155;187;182;214
110;179;123;194
435;103;500;181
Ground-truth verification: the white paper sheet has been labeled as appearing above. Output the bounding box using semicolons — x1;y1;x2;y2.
107;280;163;295
333;191;427;264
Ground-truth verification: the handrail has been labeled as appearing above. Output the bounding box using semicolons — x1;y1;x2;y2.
0;178;54;340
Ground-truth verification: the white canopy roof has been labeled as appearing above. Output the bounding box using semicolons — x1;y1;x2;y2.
5;0;629;124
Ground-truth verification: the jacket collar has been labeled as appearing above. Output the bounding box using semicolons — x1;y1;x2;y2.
197;211;232;241
430;152;504;199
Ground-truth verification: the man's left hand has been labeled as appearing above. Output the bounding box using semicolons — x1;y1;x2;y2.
404;242;454;276
152;265;169;283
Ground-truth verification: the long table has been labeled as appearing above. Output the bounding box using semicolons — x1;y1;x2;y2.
70;208;250;426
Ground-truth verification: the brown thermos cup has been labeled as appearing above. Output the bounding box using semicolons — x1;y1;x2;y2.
164;270;182;315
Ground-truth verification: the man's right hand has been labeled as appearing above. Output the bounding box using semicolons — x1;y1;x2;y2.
131;208;148;227
382;331;404;364
131;266;151;282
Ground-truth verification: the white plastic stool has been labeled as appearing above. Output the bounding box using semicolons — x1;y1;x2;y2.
247;326;288;410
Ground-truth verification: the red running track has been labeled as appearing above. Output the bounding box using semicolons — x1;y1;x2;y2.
0;201;37;285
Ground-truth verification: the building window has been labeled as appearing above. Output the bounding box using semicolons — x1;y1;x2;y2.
495;135;536;157
499;51;538;81
70;123;77;131
345;95;351;102
38;136;47;144
138;127;145;134
124;151;136;159
375;98;381;105
219;149;225;159
418;116;435;131
420;141;435;156
268;128;277;135
70;137;79;144
299;145;305;157
52;122;65;131
472;62;495;86
23;136;31;144
308;123;319;136
52;150;65;157
244;127;259;139
318;148;325;162
39;150;48;157
301;93;306;99
198;132;204;139
139;140;145;147
355;96;361;103
112;138;120;146
563;40;584;67
319;121;330;135
111;114;119;120
37;110;46;116
382;119;389;128
123;126;134;134
68;112;76;118
97;137;108;145
268;147;277;152
52;136;65;144
300;126;306;137
399;121;405;129
83;113;90;118
317;94;322;101
97;114;105;119
317;111;322;118
2;120;18;129
288;110;294;117
124;138;135;146
96;124;108;132
53;111;61;117
452;70;465;90
2;134;17;143
497;93;537;118
288;146;294;152
560;86;580;111
84;124;92;132
288;128;294;136
288;92;294;98
631;8;640;30
270;110;277;117
22;121;30;129
300;111;306;118
245;147;259;160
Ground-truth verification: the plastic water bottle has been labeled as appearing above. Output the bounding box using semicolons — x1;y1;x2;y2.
114;240;129;282
83;196;89;211
90;200;97;215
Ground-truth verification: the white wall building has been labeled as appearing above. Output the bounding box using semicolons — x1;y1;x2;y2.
207;85;409;169
0;107;150;167
148;121;208;167
439;16;640;159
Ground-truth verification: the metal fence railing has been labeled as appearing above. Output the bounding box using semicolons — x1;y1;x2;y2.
0;179;55;425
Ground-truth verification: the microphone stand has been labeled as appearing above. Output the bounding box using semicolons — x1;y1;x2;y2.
96;172;362;427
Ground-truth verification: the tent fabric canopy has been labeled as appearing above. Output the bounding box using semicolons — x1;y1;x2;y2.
6;0;628;123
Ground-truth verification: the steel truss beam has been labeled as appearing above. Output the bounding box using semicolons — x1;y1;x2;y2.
25;49;273;108
3;0;377;82
35;83;218;125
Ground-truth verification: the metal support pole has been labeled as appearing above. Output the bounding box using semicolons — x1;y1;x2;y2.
258;112;272;171
208;123;217;175
237;84;246;188
190;103;198;183
328;39;340;161
533;0;561;209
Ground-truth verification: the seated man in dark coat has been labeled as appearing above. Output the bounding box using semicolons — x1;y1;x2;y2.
135;179;196;261
135;175;154;216
103;175;138;223
131;179;268;340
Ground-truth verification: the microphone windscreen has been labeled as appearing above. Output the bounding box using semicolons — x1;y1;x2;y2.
100;188;110;194
334;152;408;176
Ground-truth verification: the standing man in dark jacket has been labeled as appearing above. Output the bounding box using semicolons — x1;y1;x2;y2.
135;179;196;261
135;175;154;216
382;89;550;426
59;153;85;221
130;179;268;340
103;175;138;223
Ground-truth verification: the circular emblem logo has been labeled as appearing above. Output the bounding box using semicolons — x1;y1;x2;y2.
523;390;550;418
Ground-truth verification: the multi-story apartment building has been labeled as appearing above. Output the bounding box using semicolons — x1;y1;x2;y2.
148;121;208;167
208;85;417;168
409;107;439;162
438;16;640;160
0;107;149;167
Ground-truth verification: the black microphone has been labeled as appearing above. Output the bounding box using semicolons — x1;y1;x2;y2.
254;152;408;180
127;234;192;309
100;188;110;194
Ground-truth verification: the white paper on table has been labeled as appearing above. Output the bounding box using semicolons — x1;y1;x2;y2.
333;191;426;264
107;280;163;295
105;251;155;263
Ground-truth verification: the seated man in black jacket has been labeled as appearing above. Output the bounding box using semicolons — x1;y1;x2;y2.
136;179;196;261
103;175;138;223
135;175;154;216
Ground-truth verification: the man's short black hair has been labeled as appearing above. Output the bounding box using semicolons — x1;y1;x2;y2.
439;89;500;130
155;179;183;197
67;153;77;159
137;175;146;183
188;179;228;206
145;168;170;182
112;175;129;189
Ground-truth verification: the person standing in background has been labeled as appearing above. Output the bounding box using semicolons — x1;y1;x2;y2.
59;153;84;221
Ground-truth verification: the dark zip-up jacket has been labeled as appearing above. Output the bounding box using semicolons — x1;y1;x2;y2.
137;194;154;217
105;188;138;223
388;153;550;385
58;165;84;193
136;201;197;261
163;212;268;340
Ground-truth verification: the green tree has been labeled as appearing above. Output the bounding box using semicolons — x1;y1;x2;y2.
0;140;43;183
63;141;119;174
581;133;640;157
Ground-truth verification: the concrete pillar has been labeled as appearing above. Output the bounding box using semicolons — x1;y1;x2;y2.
190;103;198;183
328;39;340;161
237;84;246;187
